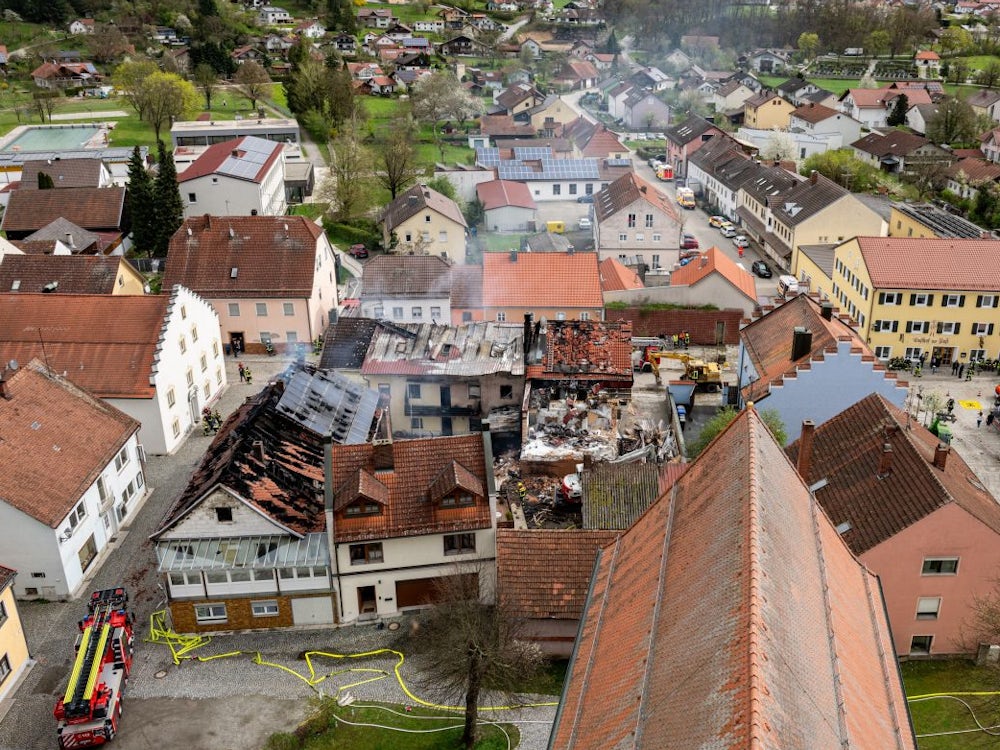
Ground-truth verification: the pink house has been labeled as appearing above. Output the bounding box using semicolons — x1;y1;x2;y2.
663;113;727;180
788;393;1000;657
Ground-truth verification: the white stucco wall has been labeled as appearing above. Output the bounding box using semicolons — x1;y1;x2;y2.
181;156;286;218
359;295;451;323
736;338;908;443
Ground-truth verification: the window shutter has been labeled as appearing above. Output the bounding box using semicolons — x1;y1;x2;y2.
879;292;886;304
910;294;916;306
994;297;999;308
906;321;913;333
927;294;934;306
977;294;985;307
936;322;943;334
954;323;961;335
989;323;996;336
959;295;966;307
893;321;899;332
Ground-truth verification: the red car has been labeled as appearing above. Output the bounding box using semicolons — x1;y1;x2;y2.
681;233;699;250
348;243;369;258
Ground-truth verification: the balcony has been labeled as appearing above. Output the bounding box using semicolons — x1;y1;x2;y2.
404;397;481;418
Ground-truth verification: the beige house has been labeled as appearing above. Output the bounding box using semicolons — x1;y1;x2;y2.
738;170;886;270
594;172;682;270
0;566;30;707
744;91;795;130
529;96;579;132
381;184;469;263
163;215;339;354
0;255;146;295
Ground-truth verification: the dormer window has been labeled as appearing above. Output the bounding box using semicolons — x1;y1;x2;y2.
345;501;382;517
440;493;474;508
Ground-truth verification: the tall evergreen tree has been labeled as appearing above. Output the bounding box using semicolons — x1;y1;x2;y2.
126;147;157;258
887;93;908;127
153;143;184;258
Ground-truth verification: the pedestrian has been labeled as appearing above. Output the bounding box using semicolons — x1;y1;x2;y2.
920;353;926;369
978;411;984;428
238;362;246;382
959;364;965;379
952;361;959;376
684;332;690;349
738;245;744;258
672;333;679;349
966;365;974;381
988;412;996;427
931;356;938;374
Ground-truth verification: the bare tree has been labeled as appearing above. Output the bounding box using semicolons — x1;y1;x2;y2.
376;119;422;199
141;72;200;144
408;566;543;750
113;60;160;123
232;61;272;111
411;71;481;158
193;63;218;110
318;118;375;221
31;91;60;123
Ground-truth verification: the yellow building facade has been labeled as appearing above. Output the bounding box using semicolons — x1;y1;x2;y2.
744;93;795;130
825;237;1000;365
0;567;30;705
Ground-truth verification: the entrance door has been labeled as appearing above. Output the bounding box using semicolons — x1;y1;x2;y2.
440;386;451;408
441;417;453;436
357;585;377;616
229;332;245;356
933;346;954;365
188;387;200;423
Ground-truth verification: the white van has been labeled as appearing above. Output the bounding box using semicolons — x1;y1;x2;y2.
777;275;800;296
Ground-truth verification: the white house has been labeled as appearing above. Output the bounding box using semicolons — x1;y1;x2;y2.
735;126;839;162
294;19;326;38
259;5;292;24
477;179;538;233
178;136;286;218
150;376;496;630
0;360;147;599
593;172;682;270
359;255;453;323
0;286;227;455
736;295;908;443
788;103;864;148
68;19;95;34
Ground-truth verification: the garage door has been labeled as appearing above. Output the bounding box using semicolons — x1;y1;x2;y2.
396;573;478;609
291;595;335;625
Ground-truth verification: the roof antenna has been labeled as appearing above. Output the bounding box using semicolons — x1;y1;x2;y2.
36;327;52;372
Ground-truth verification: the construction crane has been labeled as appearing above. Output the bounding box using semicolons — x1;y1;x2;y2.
54;588;135;749
647;351;723;389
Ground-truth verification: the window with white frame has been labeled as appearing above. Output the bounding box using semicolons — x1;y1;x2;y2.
349;543;383;565
973;322;995;336
904;347;923;360
228;303;240;317
619;233;628;242
412;306;423;319
939;322;960;335
283;302;294;316
922;557;959;575
114;446;129;472
168;571;200;587
191;325;198;342
256;303;268;316
873;320;898;333
496;312;506;322
67;500;86;529
905;321;929;334
652;234;661;242
627;213;636;227
635;233;644;241
167;388;176;407
580;311;590;320
970;349;986;361
172;419;181;438
552;184;561;195
200;354;208;372
286;331;298;343
178;335;186;354
910;293;932;306
194;603;227;622
910;635;933;654
203;381;210;399
874;346;891;359
411;417;423;429
438;231;448;242
421;231;430;242
251;600;280;617
186;368;194;386
392;307;403;319
0;654;10;686
916;597;941;620
216;368;223;385
430;306;441;318
977;294;998;308
942;294;965;308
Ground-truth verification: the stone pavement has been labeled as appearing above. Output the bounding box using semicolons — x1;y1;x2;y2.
0;353;558;750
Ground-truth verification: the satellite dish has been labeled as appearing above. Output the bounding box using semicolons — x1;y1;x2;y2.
7;360;18;371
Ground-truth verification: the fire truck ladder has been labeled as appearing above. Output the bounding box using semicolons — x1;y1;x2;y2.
62;602;115;718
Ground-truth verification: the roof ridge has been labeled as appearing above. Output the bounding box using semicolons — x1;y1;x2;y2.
746;408;766;747
808;492;851;746
860;564;909;748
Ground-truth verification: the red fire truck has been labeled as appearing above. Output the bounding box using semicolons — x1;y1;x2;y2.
54;588;135;748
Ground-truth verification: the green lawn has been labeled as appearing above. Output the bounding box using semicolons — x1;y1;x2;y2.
758;74;972;98
266;701;518;750
902;659;1000;749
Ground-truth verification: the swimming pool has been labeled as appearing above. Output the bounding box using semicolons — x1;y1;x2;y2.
1;125;102;153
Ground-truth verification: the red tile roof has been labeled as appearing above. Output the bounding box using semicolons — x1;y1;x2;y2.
330;434;491;542
791;102;840;123
668;246;757;301
846;86;932;108
0;293;170;399
163;215;323;298
855;236;1000;290
787;393;1000;554
0;186;125;234
594;172;680;225
482;251;603;310
598;257;643;292
0;359;139;528
915;50;940;60
739;294;871;403
177;136;283;184
0;566;15;594
0;255;132;294
540;319;632;381
20;158;106;189
496;528;618;618
550;407;915;750
381;183;467;232
476;179;536;211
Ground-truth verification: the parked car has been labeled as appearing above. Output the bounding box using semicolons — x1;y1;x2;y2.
751;260;772;278
348;244;369;258
708;215;727;228
679;249;701;261
578;216;592;230
577;194;594;203
720;225;737;238
681;233;699;249
733;235;750;249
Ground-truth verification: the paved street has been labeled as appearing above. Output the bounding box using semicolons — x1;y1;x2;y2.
0;353;557;750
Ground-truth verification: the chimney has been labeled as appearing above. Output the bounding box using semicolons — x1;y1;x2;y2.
933;443;950;470
791;326;812;361
510;249;518;262
232;149;240;157
810;169;818;185
820;301;833;320
253;439;265;462
877;442;893;478
372;440;394;471
796;419;815;480
523;312;533;363
65;232;75;249
204;214;211;228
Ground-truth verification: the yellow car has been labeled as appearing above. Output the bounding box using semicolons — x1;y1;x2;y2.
708;215;727;228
